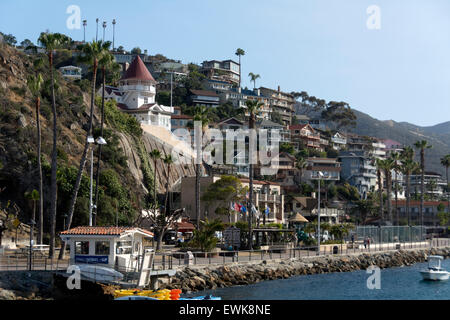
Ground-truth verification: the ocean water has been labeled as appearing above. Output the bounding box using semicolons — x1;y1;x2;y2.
184;259;450;300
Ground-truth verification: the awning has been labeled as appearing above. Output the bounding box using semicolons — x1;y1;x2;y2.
289;213;309;223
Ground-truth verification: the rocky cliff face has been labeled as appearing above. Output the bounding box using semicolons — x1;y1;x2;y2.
0;42;198;228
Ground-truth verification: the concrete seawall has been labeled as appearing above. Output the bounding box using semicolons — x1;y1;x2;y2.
159;247;450;293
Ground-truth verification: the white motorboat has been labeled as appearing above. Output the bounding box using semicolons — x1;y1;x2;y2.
419;255;449;281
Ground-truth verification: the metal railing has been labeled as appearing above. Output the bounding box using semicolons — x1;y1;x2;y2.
151;238;450;268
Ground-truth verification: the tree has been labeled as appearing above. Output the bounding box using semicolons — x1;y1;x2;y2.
295;156;307;193
20;39;34;48
383;158;395;223
375;159;385;220
235;48;245;88
390;152;402;225
93;45;118;225
189;219;224;252
192;106;212;228
440;155;450;215
352;199;376;225
163;155;174;216
38;32;71;258
201;175;247;223
270;111;283;125
245;99;263;249
329;223;354;244
401;157;419;226
1;33;17;46
248;72;260;89
321;101;357;129
27;74;44;244
414;140;432;227
149;149;161;212
131;47;142;54
59;40;110;260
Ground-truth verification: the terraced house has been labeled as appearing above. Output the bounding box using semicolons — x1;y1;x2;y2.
259;86;295;126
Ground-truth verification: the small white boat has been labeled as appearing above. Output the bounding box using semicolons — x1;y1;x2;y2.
420;255;449;281
76;264;124;282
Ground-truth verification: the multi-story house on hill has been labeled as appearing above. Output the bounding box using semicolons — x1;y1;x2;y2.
339;150;377;199
288;124;321;151
259;86;295;126
200;59;240;85
97;55;174;130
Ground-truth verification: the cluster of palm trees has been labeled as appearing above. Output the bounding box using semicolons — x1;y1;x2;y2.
31;32;119;259
375;140;435;226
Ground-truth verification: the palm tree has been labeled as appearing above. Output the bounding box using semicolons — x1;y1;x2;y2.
163;155;174;215
390;152;402;225
401;158;419;226
441;155;450;215
375;158;385;220
59;40;109;260
248;72;260;90
295;157;307;193
235;48;245;88
38;32;70;258
149;149;161;212
27;74;44;244
245;99;263;250
93;45;118;225
383;158;395;223
193;106;211;228
414;140;432;227
24;189;39;269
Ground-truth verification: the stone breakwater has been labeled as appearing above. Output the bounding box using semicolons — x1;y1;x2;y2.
160;247;450;293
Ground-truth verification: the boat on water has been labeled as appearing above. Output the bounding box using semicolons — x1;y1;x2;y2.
76;264;124;282
419;255;449;281
179;295;222;300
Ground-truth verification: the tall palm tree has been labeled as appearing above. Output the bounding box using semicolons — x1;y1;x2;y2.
27;74;44;244
248;72;260;90
150;149;161;212
383;158;395;223
193;106;211;228
93;45;119;225
295;157;307;194
163;155;174;215
414;140;432;227
401;158;419;226
375;158;385;220
390;152;401;225
235;48;245;88
441;154;450;215
58;40;109;260
24;189;39;269
38;32;70;258
245;99;263;250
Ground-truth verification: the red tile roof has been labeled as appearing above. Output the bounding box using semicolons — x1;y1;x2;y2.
60;226;154;237
120;56;155;82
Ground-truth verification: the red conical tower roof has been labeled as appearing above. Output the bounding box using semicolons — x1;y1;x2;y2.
120;55;155;82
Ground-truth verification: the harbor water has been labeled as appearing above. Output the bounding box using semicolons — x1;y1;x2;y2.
184;259;450;300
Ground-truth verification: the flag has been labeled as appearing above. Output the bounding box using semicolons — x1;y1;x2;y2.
251;204;259;218
264;206;270;215
230;202;235;211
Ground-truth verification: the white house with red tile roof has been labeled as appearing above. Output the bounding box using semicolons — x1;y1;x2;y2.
98;55;174;130
60;226;153;269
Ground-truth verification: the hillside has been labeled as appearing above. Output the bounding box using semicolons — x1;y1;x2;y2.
294;102;450;176
0;43;198;237
349;111;450;176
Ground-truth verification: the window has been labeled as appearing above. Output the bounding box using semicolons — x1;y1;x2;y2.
95;241;110;255
116;241;132;255
75;241;89;255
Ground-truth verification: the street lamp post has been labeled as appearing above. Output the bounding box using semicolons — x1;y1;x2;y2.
87;136;107;226
96;18;99;42
102;21;107;42
82;20;87;43
316;171;324;255
112;19;116;51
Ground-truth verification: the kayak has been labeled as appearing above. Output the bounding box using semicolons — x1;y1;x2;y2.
114;288;182;300
179;295;222;300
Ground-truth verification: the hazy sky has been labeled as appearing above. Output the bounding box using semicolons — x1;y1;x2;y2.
1;0;449;126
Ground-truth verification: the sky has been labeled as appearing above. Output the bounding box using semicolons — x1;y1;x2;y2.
1;0;450;127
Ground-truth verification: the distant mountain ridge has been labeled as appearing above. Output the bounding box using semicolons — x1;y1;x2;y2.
348;110;450;176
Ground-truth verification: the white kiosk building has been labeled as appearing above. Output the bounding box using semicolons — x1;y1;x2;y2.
60;226;154;270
